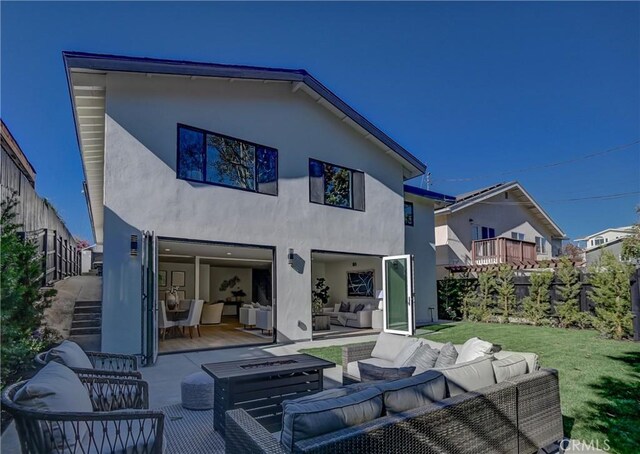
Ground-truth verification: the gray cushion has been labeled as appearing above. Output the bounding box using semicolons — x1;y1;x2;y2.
280;387;383;451
358;362;415;382
346;357;394;381
371;332;418;362
434;342;458;368
436;356;496;397
44;340;93;369
393;339;423;367
494;350;539;373
456;337;493;364
14;362;93;450
374;370;446;414
405;344;440;374
492;354;528;383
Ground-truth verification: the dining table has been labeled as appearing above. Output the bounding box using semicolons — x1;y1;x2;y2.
165;308;189;337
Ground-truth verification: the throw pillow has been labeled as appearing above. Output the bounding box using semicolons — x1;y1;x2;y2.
15;362;93;450
339;302;350;312
437;356;496;397
352;303;365;313
333;303;341;313
44;340;93;369
456;337;493;364
404;344;440;374
492;354;528;383
434;342;458;368
393;339;423;367
358;362;416;382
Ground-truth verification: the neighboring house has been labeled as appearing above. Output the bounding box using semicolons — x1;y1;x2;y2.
434;181;566;277
575;226;635;265
1;120;80;284
63;52;445;361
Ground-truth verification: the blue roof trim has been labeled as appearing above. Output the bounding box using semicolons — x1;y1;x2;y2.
404;185;455;202
62;51;427;176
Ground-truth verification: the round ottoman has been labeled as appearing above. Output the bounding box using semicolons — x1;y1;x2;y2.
181;372;215;410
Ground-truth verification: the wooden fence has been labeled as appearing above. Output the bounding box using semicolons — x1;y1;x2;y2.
437;273;595;320
21;229;81;286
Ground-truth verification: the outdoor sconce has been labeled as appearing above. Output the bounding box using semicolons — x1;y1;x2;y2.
287;248;294;265
130;235;138;256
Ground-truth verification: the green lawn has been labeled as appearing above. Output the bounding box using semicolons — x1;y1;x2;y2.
301;322;640;454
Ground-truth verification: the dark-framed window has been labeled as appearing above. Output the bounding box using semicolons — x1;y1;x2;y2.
177;124;278;195
404;202;414;226
308;158;365;211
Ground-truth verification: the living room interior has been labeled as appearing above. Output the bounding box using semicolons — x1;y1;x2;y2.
157;239;274;353
311;251;383;339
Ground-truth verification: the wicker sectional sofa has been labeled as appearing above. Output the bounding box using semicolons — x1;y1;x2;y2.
225;336;563;454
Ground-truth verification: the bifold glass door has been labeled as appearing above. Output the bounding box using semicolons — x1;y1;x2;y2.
382;255;415;335
141;231;158;365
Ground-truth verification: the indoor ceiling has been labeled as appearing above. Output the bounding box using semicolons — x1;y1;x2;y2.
158;239;273;268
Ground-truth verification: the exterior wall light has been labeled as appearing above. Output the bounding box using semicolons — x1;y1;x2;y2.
287;248;294;265
130;235;138;256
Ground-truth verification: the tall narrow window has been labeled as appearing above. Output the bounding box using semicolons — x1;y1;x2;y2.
177;124;277;195
404;202;414;226
535;236;547;253
309;158;364;211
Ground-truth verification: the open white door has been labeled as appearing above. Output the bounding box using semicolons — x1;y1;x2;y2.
141;231;158;365
382;254;415;336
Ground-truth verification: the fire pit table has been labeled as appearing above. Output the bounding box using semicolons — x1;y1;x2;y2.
201;353;335;435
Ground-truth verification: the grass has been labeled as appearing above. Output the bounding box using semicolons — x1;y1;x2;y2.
300;322;640;454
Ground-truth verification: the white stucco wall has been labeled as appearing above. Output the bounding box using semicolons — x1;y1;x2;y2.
101;73;411;353
405;195;438;324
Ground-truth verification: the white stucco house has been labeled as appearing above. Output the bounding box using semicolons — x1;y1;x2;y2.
63;52;450;363
434;181;566;277
576;226;635;265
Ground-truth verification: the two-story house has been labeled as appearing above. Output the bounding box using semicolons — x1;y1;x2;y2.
63;52;447;362
434;181;566;277
576;226;635;265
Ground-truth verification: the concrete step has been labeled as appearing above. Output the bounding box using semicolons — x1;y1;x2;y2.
71;320;101;329
73;313;101;321
69;327;101;336
74;306;101;314
75;301;102;308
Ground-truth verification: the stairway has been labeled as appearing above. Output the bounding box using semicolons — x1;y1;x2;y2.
70;301;102;336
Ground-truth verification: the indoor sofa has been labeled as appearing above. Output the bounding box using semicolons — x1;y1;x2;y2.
322;301;376;328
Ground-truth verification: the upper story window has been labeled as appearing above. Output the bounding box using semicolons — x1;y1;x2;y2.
177;124;278;195
472;225;495;241
309;158;365;211
535;236;547;254
593;237;605;246
511;232;525;241
404;202;414;226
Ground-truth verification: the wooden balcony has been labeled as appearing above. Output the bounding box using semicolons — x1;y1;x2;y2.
472;238;537;266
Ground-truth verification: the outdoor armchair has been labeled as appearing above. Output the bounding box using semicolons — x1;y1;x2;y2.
35;343;141;379
2;375;164;454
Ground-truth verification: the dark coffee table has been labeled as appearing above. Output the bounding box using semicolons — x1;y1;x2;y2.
202;353;335;435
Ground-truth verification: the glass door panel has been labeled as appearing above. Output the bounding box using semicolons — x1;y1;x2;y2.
382;255;414;335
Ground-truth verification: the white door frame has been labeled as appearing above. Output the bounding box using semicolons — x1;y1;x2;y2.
382;254;415;336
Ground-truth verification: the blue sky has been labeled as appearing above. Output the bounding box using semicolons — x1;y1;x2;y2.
2;1;638;242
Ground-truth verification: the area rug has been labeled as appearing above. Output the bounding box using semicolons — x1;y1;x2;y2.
234;327;273;339
161;404;224;453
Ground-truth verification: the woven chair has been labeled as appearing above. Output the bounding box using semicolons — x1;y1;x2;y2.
2;375;164;454
35;349;141;379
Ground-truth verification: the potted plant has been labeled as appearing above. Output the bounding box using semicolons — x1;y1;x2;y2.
166;286;179;310
312;278;330;315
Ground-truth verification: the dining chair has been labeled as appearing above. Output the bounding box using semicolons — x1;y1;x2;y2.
158;300;177;340
178;299;204;338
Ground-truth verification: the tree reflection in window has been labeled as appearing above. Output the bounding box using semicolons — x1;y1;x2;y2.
324;163;351;207
177;124;277;195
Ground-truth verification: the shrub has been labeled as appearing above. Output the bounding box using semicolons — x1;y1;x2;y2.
589;252;634;340
1;195;58;387
555;256;588;328
437;274;475;320
522;270;553;325
466;271;495;322
495;265;516;322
